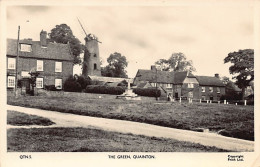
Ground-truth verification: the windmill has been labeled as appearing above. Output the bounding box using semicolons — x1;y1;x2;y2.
77;18;102;77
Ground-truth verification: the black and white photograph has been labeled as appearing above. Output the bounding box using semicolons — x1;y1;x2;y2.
0;0;259;167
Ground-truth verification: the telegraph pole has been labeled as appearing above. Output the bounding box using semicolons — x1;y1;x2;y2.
15;26;20;97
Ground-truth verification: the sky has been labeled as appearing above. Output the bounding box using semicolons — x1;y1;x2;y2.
6;3;254;79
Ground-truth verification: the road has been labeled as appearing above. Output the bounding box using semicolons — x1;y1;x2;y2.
7;105;254;152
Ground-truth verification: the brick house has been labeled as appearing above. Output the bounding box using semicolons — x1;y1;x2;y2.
133;66;225;101
195;74;225;101
6;30;74;91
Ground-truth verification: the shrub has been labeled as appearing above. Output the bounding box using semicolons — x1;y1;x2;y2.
64;76;82;92
85;85;125;95
76;75;91;89
133;88;161;97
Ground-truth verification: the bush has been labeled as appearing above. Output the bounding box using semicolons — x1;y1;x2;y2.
64;76;82;92
133;88;161;97
85;85;126;95
76;75;91;89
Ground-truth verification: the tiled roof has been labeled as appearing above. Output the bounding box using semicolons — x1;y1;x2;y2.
135;68;224;87
226;81;242;91
135;70;195;84
195;76;225;87
136;82;152;88
7;39;73;61
136;70;175;83
173;71;196;84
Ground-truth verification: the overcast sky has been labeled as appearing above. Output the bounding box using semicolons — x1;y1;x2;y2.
6;3;254;78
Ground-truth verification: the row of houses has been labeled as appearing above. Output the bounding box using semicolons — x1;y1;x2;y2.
133;66;225;101
6;30;227;101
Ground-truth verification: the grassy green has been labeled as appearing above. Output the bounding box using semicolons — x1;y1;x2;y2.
7;110;55;126
7;127;229;152
7;94;254;140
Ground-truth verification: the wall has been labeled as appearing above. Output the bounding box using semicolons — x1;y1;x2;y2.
199;86;225;101
6;56;73;88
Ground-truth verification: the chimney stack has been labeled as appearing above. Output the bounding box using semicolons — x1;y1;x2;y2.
40;30;47;46
151;65;156;71
215;73;219;78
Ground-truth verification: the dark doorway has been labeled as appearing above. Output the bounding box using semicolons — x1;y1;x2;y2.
175;93;178;98
21;78;30;94
210;96;213;100
94;63;97;70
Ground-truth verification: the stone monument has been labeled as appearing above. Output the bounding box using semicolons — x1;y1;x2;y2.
116;80;141;100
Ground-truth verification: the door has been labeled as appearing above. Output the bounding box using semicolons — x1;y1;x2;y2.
21;78;30;94
175;93;178;98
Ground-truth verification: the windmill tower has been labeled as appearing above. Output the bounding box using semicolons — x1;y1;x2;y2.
78;18;101;77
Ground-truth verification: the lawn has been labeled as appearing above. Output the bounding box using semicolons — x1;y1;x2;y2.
7;110;55;126
7;127;229;152
7;93;254;141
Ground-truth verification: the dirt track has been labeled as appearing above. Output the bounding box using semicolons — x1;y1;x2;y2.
7;105;254;152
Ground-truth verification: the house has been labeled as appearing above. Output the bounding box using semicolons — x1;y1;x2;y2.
6;30;74;92
134;66;225;101
195;74;225;101
133;65;175;96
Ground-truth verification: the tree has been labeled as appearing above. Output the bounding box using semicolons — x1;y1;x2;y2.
101;52;128;78
49;24;84;65
221;76;230;85
224;49;254;99
155;52;196;72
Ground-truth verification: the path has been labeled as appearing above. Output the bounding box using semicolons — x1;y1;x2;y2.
7;105;254;152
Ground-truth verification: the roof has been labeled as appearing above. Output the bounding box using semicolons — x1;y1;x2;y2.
135;70;195;84
135;70;175;83
136;82;152;88
88;75;133;83
226;81;242;92
174;71;196;84
195;76;225;87
7;38;73;61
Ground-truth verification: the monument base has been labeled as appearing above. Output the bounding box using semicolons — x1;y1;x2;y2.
116;89;141;100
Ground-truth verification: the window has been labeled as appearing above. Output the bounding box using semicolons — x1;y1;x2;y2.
7;76;15;88
55;62;62;72
20;44;32;52
209;87;213;93
94;63;97;70
217;87;220;93
201;95;206;100
166;83;172;88
37;60;43;71
55;79;62;89
8;58;16;69
93;54;97;57
188;83;194;88
188;92;193;98
201;87;205;92
36;78;43;88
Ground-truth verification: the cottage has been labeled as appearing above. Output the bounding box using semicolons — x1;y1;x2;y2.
195;74;225;101
6;30;74;92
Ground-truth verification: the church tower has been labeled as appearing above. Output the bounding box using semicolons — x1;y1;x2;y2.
82;34;101;77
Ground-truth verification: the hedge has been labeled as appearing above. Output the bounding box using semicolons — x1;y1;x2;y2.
85;85;126;95
133;88;161;97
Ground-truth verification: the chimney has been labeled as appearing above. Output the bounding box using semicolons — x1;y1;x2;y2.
151;65;156;71
215;73;219;78
40;30;47;46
